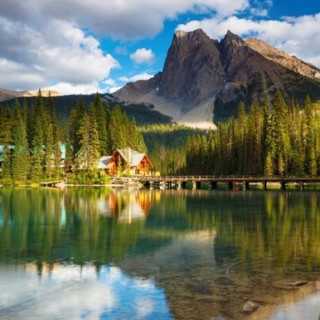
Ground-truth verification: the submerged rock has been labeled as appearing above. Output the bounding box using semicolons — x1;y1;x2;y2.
288;280;309;287
243;300;260;313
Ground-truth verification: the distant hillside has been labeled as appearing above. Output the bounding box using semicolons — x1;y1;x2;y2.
0;88;59;102
0;94;172;126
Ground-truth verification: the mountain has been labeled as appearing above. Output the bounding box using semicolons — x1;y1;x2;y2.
245;38;320;81
0;89;29;102
0;88;59;102
114;29;320;126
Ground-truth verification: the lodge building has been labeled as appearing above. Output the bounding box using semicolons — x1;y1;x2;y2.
98;148;152;176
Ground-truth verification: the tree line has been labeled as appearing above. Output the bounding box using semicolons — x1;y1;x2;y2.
1;89;319;182
0;90;146;184
186;90;320;176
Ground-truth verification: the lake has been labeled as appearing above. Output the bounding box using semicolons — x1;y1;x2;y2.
0;188;320;320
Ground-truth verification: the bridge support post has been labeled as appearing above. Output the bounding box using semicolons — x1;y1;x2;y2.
210;181;217;190
281;181;286;190
299;181;304;191
192;181;197;190
243;181;249;190
263;181;267;190
228;181;233;190
176;182;181;190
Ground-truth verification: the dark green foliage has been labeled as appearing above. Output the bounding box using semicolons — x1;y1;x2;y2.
30;118;44;181
67;169;112;184
93;94;109;154
186;92;320;176
11;112;30;182
0;106;12;144
120;103;172;125
45;123;54;178
75;112;100;170
1;89;320;183
105;105;146;154
4;94;172;125
214;98;239;123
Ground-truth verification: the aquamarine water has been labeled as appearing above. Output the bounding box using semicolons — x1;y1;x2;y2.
0;188;320;319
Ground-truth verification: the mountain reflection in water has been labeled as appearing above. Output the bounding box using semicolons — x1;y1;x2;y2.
0;188;320;319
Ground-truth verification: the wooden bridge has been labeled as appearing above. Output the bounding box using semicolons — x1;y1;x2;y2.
138;175;320;190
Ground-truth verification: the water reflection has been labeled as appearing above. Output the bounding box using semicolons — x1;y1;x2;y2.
101;191;152;222
0;263;171;320
0;189;320;319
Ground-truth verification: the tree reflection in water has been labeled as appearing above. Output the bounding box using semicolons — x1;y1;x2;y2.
0;188;320;319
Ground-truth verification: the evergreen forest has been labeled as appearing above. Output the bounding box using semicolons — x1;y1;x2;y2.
0;91;146;184
0;89;320;185
185;91;320;176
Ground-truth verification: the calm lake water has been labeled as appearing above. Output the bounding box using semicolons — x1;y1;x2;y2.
0;188;320;320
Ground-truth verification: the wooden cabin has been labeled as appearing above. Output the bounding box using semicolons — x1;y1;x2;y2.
98;148;152;176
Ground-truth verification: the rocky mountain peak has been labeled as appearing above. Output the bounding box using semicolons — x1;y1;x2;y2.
158;28;225;111
245;37;320;81
114;29;320;128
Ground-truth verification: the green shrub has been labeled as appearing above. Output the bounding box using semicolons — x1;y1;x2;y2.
66;170;112;185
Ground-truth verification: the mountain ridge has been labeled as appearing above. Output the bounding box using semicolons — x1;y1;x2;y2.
0;88;59;102
114;29;320;126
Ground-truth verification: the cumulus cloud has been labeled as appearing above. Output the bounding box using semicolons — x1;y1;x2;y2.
1;0;319;93
0;8;119;92
130;48;155;65
176;13;320;68
45;82;102;95
119;72;154;83
109;72;154;93
109;86;123;94
35;0;249;39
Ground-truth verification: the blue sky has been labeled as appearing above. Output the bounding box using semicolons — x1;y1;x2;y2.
0;0;319;95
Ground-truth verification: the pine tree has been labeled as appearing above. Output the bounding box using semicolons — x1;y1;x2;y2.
304;96;317;175
235;102;247;174
88;106;101;170
11;114;30;182
30;118;44;181
207;130;215;174
2;146;12;180
0;106;12;145
76;113;100;170
93;93;108;154
45;123;54;178
69;97;86;154
109;106;127;151
273;90;290;175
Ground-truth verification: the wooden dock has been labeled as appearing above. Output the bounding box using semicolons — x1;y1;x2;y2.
138;175;320;190
39;180;65;188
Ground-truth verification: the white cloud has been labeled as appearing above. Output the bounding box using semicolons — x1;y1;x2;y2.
109;86;123;94
102;78;117;87
0;17;119;92
45;82;101;95
119;72;154;83
110;72;155;93
130;48;155;65
1;0;319;93
250;8;268;17
176;13;320;68
35;0;249;39
115;46;128;55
